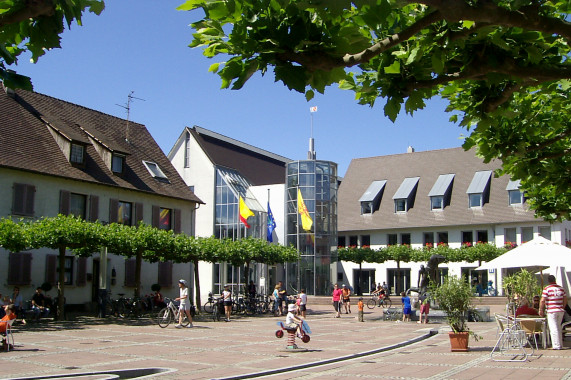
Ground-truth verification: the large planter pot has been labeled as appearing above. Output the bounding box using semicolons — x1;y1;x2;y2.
449;331;469;352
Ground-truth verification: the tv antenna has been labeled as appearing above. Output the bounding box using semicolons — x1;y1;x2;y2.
116;91;145;142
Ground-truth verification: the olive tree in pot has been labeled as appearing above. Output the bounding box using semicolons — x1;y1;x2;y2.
432;275;480;352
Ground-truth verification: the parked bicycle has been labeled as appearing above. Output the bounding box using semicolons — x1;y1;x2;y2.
212;298;224;321
367;294;392;309
157;297;190;328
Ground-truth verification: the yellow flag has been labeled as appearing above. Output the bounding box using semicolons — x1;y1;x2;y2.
297;189;313;231
239;196;254;228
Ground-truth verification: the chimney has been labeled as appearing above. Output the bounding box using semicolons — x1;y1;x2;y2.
407;146;415;153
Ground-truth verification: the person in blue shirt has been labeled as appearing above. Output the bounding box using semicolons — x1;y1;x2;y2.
401;292;411;322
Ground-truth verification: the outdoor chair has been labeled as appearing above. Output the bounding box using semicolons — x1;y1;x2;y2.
519;319;542;351
494;313;510;337
0;319;15;351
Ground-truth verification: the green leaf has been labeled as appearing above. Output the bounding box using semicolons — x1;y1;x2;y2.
384;60;400;74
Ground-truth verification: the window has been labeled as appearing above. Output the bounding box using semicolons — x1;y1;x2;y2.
387;234;398;245
337;236;346;248
359;180;386;214
392;177;419;213
111;154;125;174
400;233;411;245
184;131;191;168
507;179;524;205
361;202;373;214
158;208;171;230
469;193;483;208
143;160;168;179
117;201;132;226
70;143;85;165
437;232;448;244
158;261;173;288
70;193;86;219
124;259;136;287
12;183;35;216
395;199;407;212
477;230;488;243
50;256;74;286
349;235;358;246
361;235;370;247
428;174;454;210
504;227;516;245
423;232;434;246
539;226;551;240
430;196;443;210
8;252;32;285
462;231;473;245
467;170;491;208
521;227;533;243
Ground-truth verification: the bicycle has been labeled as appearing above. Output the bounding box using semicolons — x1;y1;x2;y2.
367;294;392;309
157;297;190;328
203;292;216;313
212;298;224;321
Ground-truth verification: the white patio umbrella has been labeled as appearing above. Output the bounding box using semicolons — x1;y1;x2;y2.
476;236;571;271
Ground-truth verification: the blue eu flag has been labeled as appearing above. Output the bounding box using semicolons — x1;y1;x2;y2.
267;203;276;242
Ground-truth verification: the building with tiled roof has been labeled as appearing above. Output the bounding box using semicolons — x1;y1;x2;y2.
337;147;571;295
0;86;203;308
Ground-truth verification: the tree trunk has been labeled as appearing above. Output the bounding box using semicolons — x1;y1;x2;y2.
57;246;66;321
134;252;142;298
193;259;201;313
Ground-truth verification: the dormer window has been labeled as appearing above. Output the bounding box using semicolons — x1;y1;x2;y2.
506;179;524;205
143;160;168;180
70;143;85;166
392;177;419;213
111;154;125;174
359;180;386;215
428;174;454;211
466;170;491;208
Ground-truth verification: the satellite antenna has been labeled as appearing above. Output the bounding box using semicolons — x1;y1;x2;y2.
116;91;145;142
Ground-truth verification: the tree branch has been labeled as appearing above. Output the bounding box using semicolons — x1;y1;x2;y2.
0;0;55;29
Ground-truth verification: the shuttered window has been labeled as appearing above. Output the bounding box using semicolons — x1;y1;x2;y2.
76;257;87;286
8;252;32;285
124;259;136;287
46;254;57;285
12;183;35;216
158;261;173;288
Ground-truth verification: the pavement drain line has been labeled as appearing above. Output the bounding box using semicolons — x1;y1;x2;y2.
212;328;439;380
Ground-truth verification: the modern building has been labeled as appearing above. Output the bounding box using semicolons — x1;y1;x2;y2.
337;147;571;295
168;126;291;297
0;87;203;309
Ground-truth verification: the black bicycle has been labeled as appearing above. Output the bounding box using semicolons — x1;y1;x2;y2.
367;295;392;309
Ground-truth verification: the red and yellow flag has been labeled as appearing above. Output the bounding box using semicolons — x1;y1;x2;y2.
297;189;313;231
239;196;254;228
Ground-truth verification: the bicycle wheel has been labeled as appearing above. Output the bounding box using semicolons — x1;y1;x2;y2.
117;301;127;318
260;301;269;314
179;311;190;326
203;301;214;313
213;305;221;321
157;308;172;328
381;298;392;308
366;298;377;309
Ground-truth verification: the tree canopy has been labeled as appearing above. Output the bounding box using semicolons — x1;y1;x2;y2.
182;0;571;220
0;0;105;89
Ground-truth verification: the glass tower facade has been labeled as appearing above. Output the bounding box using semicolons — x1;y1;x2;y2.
286;160;338;295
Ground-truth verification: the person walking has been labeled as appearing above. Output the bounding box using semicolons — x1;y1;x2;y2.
298;288;307;318
175;279;193;328
332;284;343;318
357;297;364;322
539;275;567;350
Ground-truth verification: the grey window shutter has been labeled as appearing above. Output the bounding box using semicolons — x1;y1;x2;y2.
89;195;99;222
76;257;87;286
135;202;144;225
8;252;32;285
60;190;71;215
109;199;118;223
124;259;136;287
152;205;160;228
45;254;57;285
158;261;173;288
12;183;35;216
173;209;181;233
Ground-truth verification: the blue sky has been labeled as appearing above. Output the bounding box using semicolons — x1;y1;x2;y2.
11;0;465;177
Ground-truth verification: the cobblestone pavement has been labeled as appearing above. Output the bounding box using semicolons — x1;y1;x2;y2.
1;304;570;380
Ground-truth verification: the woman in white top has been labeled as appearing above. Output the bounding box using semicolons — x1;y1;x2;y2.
222;285;232;322
175;279;193;328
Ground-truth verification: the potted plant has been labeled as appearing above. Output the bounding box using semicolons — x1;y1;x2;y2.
432;275;480;351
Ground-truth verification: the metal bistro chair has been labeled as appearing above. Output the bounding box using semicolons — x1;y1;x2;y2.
1;318;15;351
519;319;543;351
